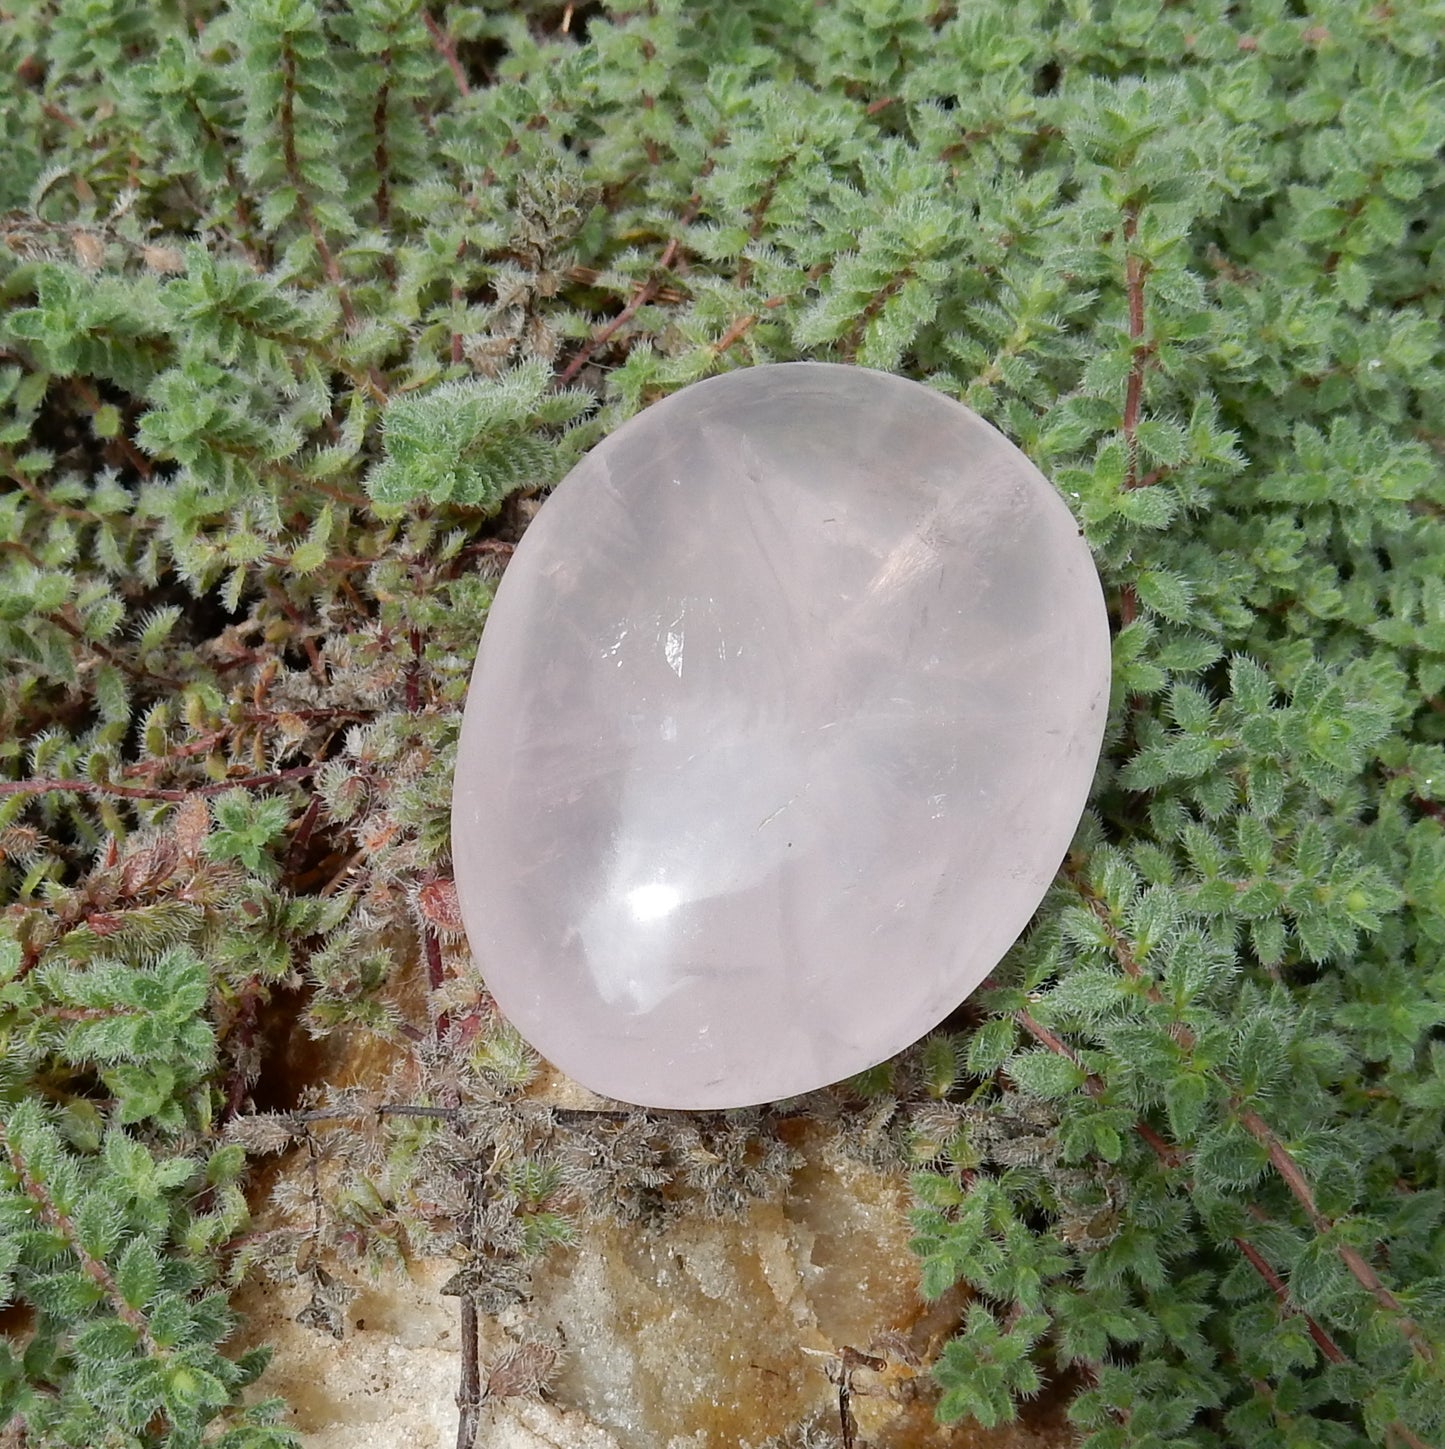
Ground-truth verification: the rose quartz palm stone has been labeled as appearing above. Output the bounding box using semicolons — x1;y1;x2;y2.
452;363;1110;1109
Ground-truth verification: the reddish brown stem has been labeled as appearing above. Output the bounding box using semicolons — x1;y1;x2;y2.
1233;1235;1348;1365
422;927;445;993
2;1136;155;1351
0;764;314;803
1121;201;1149;491
1012;1008;1364;1379
182;98;263;265
556;239;682;385
278;37;357;330
842;267;916;360
284;793;324;876
711;313;759;357
1024;869;1438;1371
424;11;470;96
1014;1009;1102;1091
128;729;231;777
0;536;44;567
1323;190;1372;275
47;607;184;691
1387;1424;1433;1449
406;627;423;711
6;470;102;523
70;379;151;479
127;710;366;782
458;540;515;562
422;923;452;1040
43;1005;138;1022
372;92;391;233
1234;1105;1436;1364
221;982;262;1122
557;196;704;385
1133;1118;1184;1169
373;75;397;286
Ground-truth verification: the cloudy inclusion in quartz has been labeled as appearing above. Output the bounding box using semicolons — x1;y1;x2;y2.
452;363;1111;1109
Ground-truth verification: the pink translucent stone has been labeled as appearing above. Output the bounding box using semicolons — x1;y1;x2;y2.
452;364;1110;1109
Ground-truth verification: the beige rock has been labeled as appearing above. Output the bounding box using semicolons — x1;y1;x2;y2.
232;1119;1072;1449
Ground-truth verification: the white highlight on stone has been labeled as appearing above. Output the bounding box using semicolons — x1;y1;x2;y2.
452;363;1111;1109
627;883;682;923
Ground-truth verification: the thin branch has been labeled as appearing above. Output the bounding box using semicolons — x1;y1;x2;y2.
1121;199;1150;491
126;729;230;777
405;626;424;712
295;1105;459;1125
182;96;264;266
424;11;471;97
710;313;759;357
1019;864;1441;1384
284;792;324;876
1066;866;1435;1362
456;1295;482;1449
1387;1422;1433;1449
556;197;703;385
0;537;44;567
125;708;367;782
1232;1235;1348;1365
457;539;515;563
221;979;263;1123
47;607;185;691
3;1136;156;1352
1014;1008;1103;1092
1012;1007;1361;1378
422;921;451;1040
1074;867;1433;1363
842;265;916;361
5;468;104;523
556;240;682;384
373;76;392;234
1234;1105;1436;1365
66;379;151;479
278;35;358;332
455;1150;489;1448
0;763;314;803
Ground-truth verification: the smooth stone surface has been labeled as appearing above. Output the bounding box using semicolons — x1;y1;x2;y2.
452;363;1109;1109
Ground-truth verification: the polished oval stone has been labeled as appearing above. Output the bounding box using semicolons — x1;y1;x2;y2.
452;363;1110;1109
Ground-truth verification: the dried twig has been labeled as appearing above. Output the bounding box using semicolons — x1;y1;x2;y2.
556;196;704;385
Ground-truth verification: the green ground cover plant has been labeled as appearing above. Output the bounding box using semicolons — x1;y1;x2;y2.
1;0;1444;1445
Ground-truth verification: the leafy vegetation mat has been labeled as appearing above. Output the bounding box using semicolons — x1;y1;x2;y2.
2;1;1444;1446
